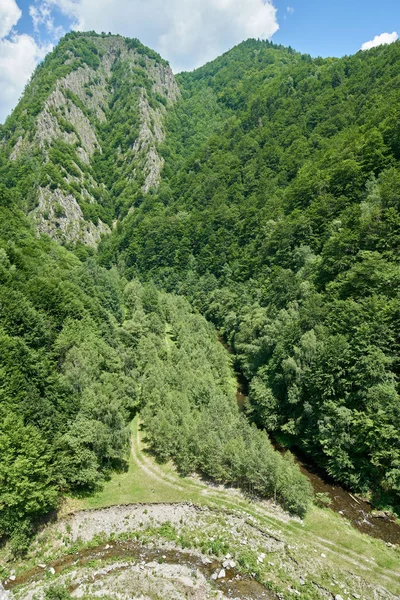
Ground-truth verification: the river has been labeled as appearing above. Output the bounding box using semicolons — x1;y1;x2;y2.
229;346;400;546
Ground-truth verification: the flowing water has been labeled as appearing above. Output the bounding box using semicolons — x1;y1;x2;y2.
5;540;275;599
293;451;400;545
226;342;400;546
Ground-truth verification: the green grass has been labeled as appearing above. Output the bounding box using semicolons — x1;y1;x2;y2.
2;416;399;599
79;416;400;597
84;417;203;507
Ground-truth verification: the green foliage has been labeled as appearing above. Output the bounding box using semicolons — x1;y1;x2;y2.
0;31;168;226
44;584;73;600
101;39;400;508
124;36;169;67
0;207;136;541
0;412;58;540
2;32;400;543
138;290;312;516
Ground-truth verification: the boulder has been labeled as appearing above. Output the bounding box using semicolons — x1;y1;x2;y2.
217;568;226;579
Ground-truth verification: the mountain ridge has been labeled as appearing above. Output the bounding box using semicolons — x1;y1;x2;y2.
0;31;400;558
0;32;179;247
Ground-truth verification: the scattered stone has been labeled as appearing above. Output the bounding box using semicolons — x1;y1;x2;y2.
320;553;326;558
217;568;226;579
225;553;232;560
0;582;12;599
222;559;236;569
38;564;46;569
211;572;218;581
352;595;361;599
8;577;15;583
299;577;305;586
334;596;344;600
48;567;56;575
371;510;389;519
202;558;212;565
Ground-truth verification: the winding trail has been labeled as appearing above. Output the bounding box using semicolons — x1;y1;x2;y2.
131;419;400;595
131;423;186;492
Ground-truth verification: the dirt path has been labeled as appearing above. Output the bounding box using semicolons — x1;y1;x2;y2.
131;424;186;492
133;420;291;523
131;421;400;593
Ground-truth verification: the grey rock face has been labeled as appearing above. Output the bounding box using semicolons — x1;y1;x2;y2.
31;187;110;248
10;35;180;248
0;582;12;599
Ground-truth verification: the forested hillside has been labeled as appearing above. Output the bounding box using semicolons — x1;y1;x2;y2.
0;201;313;551
100;38;400;509
0;34;316;552
1;32;399;552
0;31;179;249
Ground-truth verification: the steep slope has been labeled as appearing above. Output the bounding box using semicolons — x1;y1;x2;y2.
1;31;400;554
0;36;315;551
0;32;179;248
101;39;400;509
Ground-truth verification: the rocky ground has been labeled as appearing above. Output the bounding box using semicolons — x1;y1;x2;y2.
2;502;398;600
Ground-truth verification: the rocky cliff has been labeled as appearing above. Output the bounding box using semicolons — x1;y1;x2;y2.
1;33;179;247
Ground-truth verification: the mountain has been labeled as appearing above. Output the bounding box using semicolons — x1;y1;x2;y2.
0;32;179;248
100;37;400;507
0;31;400;554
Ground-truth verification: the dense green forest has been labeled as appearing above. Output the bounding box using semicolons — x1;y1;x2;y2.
0;203;311;550
100;39;400;508
0;32;399;550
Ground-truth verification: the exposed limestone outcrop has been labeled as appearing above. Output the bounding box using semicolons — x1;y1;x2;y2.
7;35;180;247
149;59;181;105
35;87;100;160
31;187;110;248
133;89;166;193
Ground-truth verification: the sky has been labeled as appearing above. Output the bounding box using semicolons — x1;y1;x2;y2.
0;0;399;123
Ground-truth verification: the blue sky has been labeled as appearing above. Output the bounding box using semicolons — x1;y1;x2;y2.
272;0;399;57
0;0;399;122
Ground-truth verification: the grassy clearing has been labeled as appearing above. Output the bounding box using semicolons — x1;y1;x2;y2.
83;418;200;507
76;416;400;596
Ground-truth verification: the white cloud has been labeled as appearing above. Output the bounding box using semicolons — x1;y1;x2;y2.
361;31;398;51
0;33;52;122
46;0;279;71
0;0;21;38
29;2;65;38
287;6;294;14
1;0;279;121
0;0;53;123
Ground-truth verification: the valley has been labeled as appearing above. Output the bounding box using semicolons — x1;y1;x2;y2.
0;30;400;599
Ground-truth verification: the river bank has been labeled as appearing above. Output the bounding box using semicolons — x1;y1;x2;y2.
226;341;400;547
